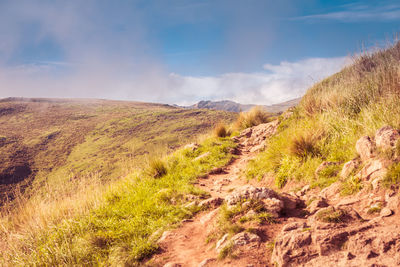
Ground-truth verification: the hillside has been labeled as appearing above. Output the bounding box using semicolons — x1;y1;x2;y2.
3;42;400;267
186;98;300;113
0;97;235;205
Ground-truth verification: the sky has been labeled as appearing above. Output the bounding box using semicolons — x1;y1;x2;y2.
0;0;399;105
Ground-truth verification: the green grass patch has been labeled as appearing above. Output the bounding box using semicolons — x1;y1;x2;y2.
3;137;236;266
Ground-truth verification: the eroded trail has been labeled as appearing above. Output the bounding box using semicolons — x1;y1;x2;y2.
150;121;400;267
150;121;280;267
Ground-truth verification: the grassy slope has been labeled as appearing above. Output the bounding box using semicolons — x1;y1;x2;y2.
0;98;237;265
247;41;400;191
4;137;236;266
0;98;235;203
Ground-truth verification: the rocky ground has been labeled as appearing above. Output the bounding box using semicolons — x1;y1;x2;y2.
148;120;400;267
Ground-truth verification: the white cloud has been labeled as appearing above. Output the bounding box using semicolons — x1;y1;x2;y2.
167;57;350;105
0;56;350;105
293;3;400;22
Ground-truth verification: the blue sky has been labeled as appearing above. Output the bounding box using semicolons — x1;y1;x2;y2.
0;0;399;105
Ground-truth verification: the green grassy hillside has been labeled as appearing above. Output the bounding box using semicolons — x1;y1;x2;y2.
0;98;237;265
246;41;400;190
0;98;235;204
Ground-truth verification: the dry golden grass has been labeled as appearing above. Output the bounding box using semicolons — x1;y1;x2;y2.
234;106;272;130
214;123;229;137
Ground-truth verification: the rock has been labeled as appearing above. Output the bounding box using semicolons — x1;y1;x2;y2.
231;232;261;246
371;178;381;190
299;185;311;196
375;125;400;151
216;233;229;252
245;209;257;217
356;136;375;161
340;159;360;178
198;258;216;267
262;198;284;217
319;182;341;199
282;221;308;232
316;231;349;256
225;185;279;206
308;197;329;214
315;161;339;176
194;152;211;161
239;120;279;149
358;158;389;181
198;197;223;209
380;207;393;217
184;143;199;151
280;193;303;210
249;143;265;153
209;167;224;175
163;263;182;267
157;230;174;244
240;128;253;138
386;195;399;211
335;197;359;208
272;229;312;267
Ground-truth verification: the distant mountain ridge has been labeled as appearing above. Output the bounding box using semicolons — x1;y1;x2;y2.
186;98;301;113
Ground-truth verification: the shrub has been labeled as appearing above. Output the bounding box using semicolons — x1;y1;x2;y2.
146;158;168;178
214;123;228;138
289;132;321;159
235;106;271;130
316;207;346;223
382;162;400;188
341;176;362;196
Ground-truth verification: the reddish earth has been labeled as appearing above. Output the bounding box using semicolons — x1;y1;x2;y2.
149;121;400;267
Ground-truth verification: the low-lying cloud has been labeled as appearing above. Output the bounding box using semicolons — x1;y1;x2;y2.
0;56;349;105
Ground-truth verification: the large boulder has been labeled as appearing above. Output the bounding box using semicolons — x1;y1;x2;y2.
356;136;375;162
375;125;400;151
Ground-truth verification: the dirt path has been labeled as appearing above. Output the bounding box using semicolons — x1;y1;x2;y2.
152;122;279;267
150;139;274;267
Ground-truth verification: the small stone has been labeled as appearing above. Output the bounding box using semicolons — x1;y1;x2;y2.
158;231;174;244
380;207;393;217
209;167;224;175
216;233;229;252
308;197;329;214
231;232;261;246
246;210;257;217
340;159;360;178
300;185;310;195
163;263;182;267
282;222;307;232
198;258;216;267
198;197;223;209
194;152;211;161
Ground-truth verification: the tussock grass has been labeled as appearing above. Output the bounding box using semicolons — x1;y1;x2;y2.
146;157;168;178
246;40;400;190
382;162;400;188
214;123;229;138
235;106;272;130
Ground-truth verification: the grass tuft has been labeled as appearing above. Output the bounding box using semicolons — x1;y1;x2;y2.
147;158;168;178
214;123;229;138
235;106;271;130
